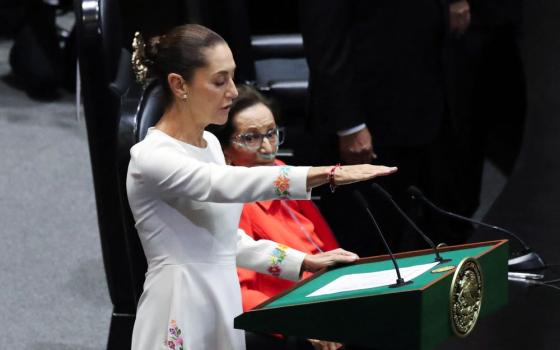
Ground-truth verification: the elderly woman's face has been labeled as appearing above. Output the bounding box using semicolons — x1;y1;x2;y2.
225;102;278;166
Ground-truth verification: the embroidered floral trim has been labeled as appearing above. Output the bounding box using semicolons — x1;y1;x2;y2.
273;166;291;198
165;320;184;350
267;244;289;277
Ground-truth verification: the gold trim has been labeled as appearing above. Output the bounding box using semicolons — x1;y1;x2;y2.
432;265;455;273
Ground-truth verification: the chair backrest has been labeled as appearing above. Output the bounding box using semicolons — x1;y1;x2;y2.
76;0;138;318
115;81;165;304
99;0;123;84
77;1;190;348
136;83;166;142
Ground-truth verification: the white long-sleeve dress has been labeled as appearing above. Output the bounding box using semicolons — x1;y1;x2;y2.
127;128;310;350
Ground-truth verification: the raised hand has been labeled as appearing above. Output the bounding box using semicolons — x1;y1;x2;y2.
306;164;397;190
333;164;397;186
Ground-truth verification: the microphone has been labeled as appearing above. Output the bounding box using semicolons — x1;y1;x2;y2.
407;185;546;271
353;190;413;288
370;184;451;264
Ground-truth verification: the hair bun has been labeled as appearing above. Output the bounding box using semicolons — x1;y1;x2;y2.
132;31;151;85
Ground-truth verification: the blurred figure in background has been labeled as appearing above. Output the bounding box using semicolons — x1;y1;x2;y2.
446;0;526;219
299;0;474;256
8;0;75;100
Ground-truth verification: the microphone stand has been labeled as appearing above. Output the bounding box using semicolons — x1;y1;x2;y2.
371;184;451;264
354;191;413;288
408;186;546;271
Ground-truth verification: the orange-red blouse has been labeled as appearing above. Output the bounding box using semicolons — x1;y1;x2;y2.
237;192;339;311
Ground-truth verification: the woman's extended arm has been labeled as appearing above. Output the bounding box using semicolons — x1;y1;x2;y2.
130;138;396;203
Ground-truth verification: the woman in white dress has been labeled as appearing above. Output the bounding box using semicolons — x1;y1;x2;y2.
127;24;397;350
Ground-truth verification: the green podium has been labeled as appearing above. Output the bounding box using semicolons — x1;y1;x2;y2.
235;240;508;349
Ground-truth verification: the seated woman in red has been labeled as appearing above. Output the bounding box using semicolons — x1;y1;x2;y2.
211;85;342;350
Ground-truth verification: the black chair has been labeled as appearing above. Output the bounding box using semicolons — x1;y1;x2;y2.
116;81;166;306
75;0;138;348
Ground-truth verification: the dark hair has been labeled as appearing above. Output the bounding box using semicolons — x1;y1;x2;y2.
210;84;278;148
132;24;226;105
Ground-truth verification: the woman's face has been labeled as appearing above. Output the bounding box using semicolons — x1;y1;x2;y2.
225;102;278;167
185;43;238;126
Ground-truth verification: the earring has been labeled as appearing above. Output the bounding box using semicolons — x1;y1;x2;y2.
182;94;188;100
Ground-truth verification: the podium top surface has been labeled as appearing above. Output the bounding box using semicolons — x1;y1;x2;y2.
264;242;501;309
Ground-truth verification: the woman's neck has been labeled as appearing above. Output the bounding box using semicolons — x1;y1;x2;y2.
155;101;207;148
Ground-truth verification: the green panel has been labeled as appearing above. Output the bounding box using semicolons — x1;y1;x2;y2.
266;246;491;309
420;274;454;350
236;289;423;349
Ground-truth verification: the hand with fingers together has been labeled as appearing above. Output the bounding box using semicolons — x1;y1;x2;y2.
302;248;359;273
306;164;397;191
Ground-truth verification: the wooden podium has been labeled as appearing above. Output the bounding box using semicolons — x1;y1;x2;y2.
235;240;508;349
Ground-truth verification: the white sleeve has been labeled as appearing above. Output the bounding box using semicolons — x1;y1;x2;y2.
236;229;307;281
131;143;311;202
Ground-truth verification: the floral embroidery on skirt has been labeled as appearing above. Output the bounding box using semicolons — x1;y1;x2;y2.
165;320;184;350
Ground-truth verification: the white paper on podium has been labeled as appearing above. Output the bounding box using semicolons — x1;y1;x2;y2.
307;261;439;297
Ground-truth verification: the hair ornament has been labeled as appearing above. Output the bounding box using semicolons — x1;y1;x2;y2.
132;31;150;85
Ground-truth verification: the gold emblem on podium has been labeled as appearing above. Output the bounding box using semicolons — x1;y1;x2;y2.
449;257;483;337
